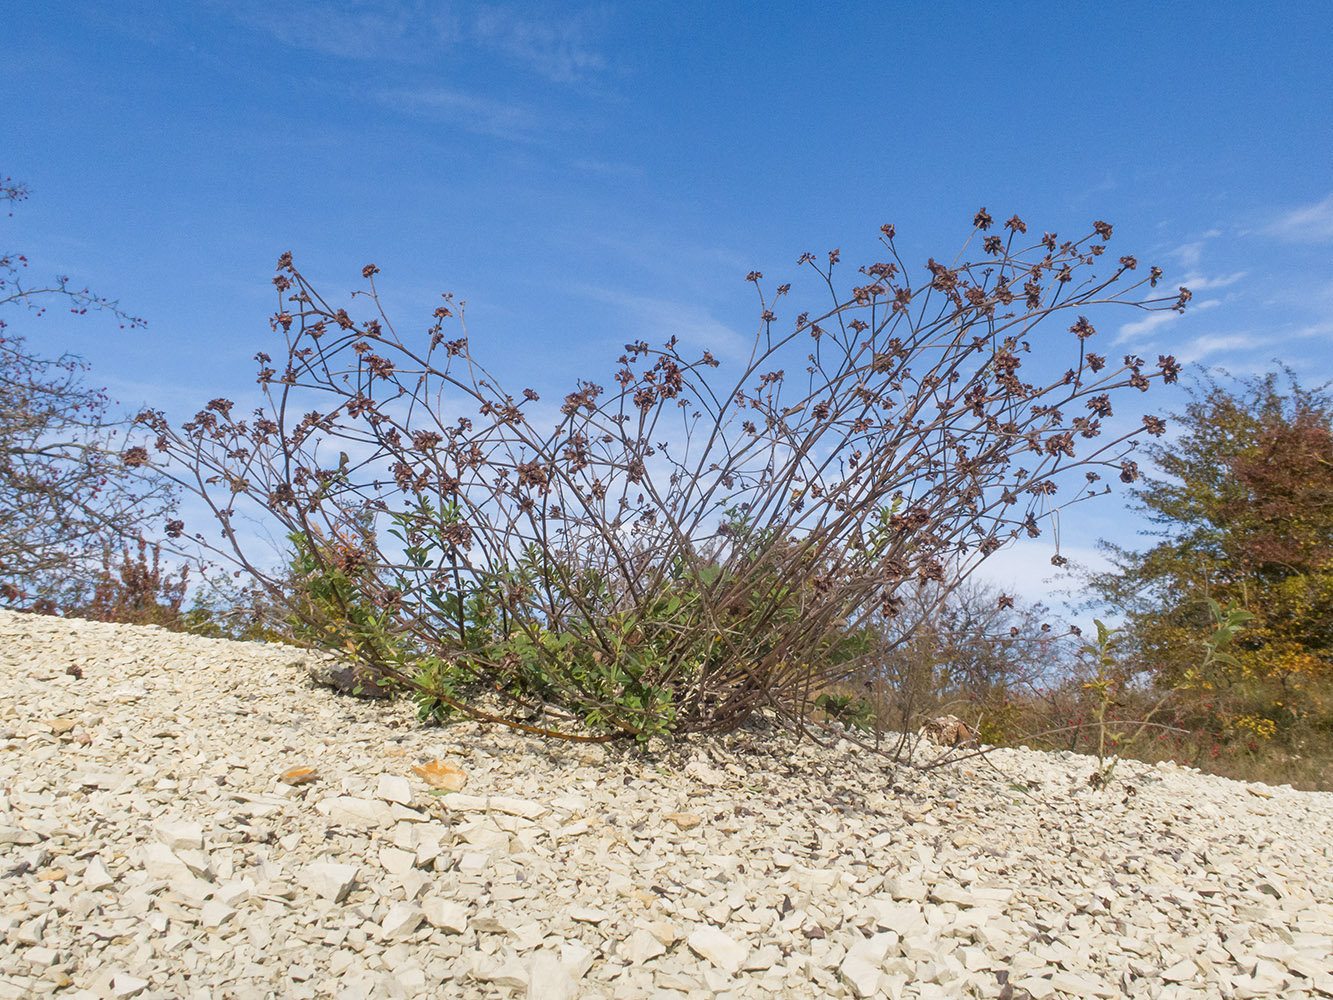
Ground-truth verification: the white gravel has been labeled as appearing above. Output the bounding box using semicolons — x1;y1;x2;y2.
2;609;1332;999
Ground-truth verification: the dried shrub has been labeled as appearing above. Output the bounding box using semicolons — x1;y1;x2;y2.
60;535;189;627
141;212;1187;741
1;178;171;612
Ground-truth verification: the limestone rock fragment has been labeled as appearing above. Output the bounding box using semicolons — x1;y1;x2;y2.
302;861;359;902
422;896;469;933
152;819;205;851
526;952;578;1000
687;926;748;973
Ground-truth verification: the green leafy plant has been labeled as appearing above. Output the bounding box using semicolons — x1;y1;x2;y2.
1079;618;1128;788
1081;598;1253;789
814;691;876;732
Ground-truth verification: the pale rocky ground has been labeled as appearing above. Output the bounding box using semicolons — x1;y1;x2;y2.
2;610;1332;1000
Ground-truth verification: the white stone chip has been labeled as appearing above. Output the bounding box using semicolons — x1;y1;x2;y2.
488;795;547;819
302;861;359;902
82;856;114;891
458;850;491;873
141;843;190;880
527;952;578;1000
475;955;529;988
560;943;595;980
887;877;928;902
1162;958;1199;982
849;931;899;967
175;848;214;879
318;795;396;828
23;945;60;969
742;945;780;972
199;900;236;928
686;926;749;973
398;968;427;991
684;760;729;786
110;973;151;999
378;845;417;876
153;819;205;851
1049;971;1117;997
929;882;974;906
869;900;928;936
1012;975;1057;999
376;773;413;805
626;928;667;964
212;879;254;907
422;896;469;934
380;902;424;940
840;954;882;998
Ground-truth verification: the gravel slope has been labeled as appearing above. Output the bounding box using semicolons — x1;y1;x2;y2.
2;609;1332;1000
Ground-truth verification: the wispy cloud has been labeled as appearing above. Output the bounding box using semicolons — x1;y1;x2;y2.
1263;192;1333;243
1175;332;1262;365
1167;236;1247;292
375;87;542;142
1072;171;1117;203
1294;321;1333;339
1171;240;1205;270
577;286;755;364
222;1;457;61
569;158;642;179
219;1;610;83
470;5;609;84
1115;311;1179;343
1177;270;1247;291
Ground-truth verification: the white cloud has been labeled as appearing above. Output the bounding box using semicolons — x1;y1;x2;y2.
220;1;609;83
1175;332;1261;365
1177;270;1247;291
1115;311;1179;343
576;285;756;364
1294;321;1333;339
223;1;458;60
375;87;542;142
972;540;1110;621
1263;192;1333;243
469;5;609;84
1166;236;1246;292
1172;241;1204;269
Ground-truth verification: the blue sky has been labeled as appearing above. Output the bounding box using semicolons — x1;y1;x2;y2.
5;2;1332;615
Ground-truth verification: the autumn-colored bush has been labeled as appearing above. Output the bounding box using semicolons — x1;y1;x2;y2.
53;535;189;627
1084;371;1333;774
